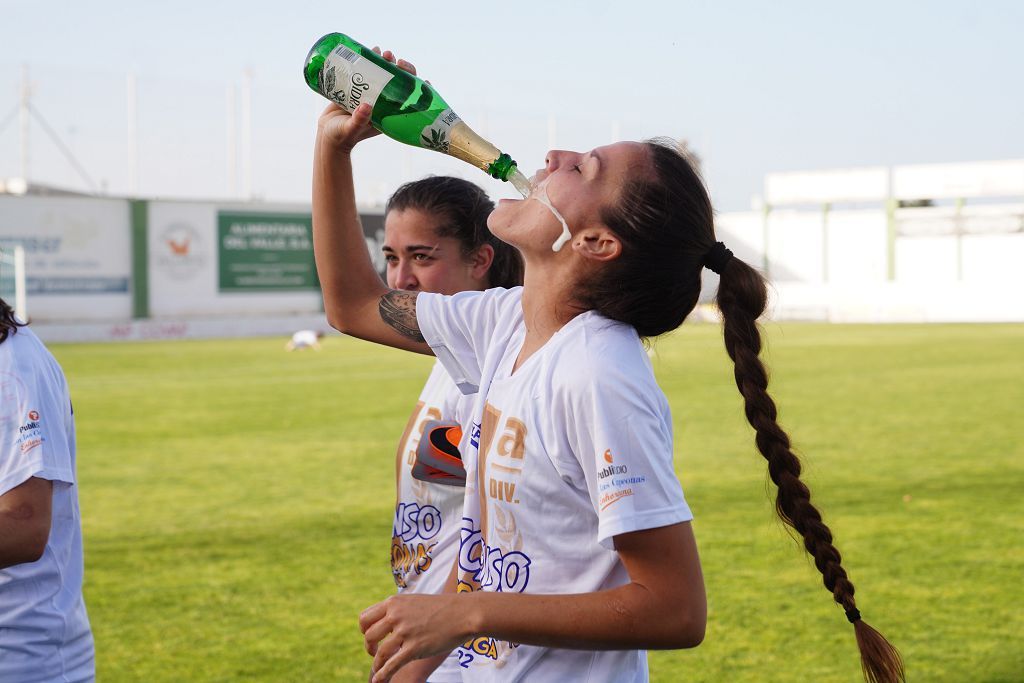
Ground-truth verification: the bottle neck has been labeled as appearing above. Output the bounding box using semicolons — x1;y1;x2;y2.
446;122;518;181
487;154;518;181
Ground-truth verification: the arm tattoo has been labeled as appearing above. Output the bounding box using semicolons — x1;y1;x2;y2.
379;290;425;343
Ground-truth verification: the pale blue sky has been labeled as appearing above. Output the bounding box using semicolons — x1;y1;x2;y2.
1;0;1021;209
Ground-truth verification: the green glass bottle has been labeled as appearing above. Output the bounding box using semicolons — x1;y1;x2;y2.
305;33;530;196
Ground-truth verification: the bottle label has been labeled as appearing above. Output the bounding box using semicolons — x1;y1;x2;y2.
318;45;393;113
420;109;462;154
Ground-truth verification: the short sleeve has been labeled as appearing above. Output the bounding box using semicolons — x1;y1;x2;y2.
417;287;522;395
0;367;74;496
563;337;692;549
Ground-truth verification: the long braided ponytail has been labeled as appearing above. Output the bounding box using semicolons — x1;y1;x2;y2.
715;256;905;683
581;139;903;680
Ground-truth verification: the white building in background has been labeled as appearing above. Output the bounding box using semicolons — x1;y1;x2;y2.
711;159;1024;323
1;159;1022;343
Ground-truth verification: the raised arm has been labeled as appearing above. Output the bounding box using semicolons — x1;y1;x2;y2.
311;52;433;355
360;521;707;681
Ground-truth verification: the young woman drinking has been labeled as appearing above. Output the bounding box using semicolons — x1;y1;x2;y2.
312;51;903;683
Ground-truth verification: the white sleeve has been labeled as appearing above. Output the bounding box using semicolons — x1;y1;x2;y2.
416;287;520;395
0;368;75;496
563;351;692;549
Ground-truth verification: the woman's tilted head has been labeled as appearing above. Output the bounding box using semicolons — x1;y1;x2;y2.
488;142;648;260
577;138;715;338
485;139;715;336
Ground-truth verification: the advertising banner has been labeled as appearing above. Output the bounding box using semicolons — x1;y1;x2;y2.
0;196;132;320
217;212;317;291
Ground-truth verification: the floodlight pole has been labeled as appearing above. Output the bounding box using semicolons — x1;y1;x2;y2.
761;202;772;277
127;72;139;196
20;64;30;181
241;69;253;200
822;202;831;284
14;246;26;322
227;85;237;197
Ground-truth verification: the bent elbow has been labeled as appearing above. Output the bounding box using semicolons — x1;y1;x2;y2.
325;311;350;336
679;618;706;649
666;615;705;649
661;605;706;650
325;292;382;338
324;302;364;337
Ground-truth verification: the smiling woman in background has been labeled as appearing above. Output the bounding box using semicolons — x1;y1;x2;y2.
377;173;521;683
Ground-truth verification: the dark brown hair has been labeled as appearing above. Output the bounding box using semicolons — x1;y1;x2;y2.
586;139;904;683
0;297;25;344
386;176;523;289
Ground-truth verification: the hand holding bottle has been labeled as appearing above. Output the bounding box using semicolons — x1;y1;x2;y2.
305;33;531;195
317;48;416;154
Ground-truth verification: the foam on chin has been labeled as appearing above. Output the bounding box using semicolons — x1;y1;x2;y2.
528;175;572;252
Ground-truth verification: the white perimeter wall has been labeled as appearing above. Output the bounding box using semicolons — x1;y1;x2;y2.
2;192;1021;342
714;206;1024;322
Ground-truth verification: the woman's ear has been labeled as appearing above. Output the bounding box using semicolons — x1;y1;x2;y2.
572;228;621;263
469;243;495;280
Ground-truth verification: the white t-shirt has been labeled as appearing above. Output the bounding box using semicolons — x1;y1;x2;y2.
417;287;692;682
391;361;468;683
0;326;94;683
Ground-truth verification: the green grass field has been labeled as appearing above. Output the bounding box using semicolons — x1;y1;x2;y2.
50;323;1023;682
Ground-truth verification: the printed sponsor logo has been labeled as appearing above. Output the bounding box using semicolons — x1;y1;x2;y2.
17;414;46;454
157;223;205;281
600;487;634;510
391;536;436;589
17;406;44;451
0;236;61;254
108;322;189;340
20;437;44;454
488;478;517;504
469;422;481;449
483;408;526;503
27;277;129;295
597;448;648;509
393;502;441;542
390;502;443;589
458;518;531;594
597;463;629;479
457;637;518;667
456;517;525;667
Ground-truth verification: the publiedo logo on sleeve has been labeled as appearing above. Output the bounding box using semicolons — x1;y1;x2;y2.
598;448;648;511
18;409;45;454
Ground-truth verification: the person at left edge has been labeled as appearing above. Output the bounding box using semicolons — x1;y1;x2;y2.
0;297;95;683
